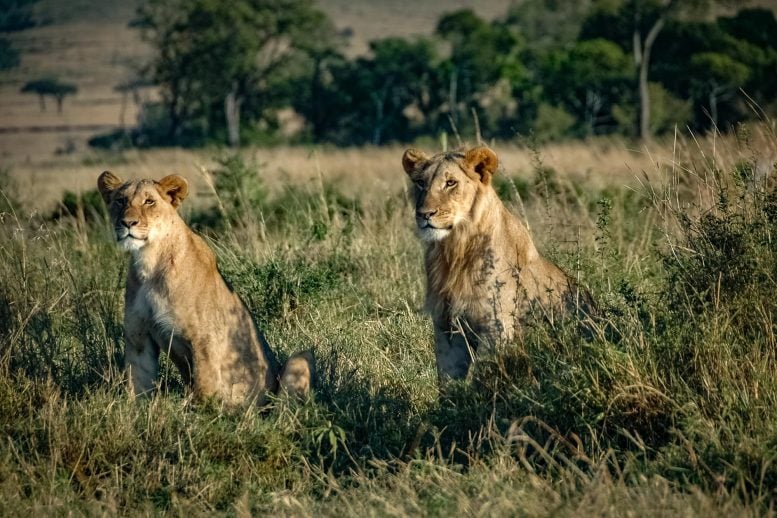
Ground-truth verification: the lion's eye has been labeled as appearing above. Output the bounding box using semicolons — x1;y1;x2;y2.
144;198;155;206
445;179;457;188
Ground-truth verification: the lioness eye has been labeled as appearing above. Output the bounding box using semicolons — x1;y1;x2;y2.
144;198;155;206
445;179;457;188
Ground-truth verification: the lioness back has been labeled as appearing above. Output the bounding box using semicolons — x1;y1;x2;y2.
402;146;593;382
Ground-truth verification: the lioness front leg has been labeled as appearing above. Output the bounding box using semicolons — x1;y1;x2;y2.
434;324;474;382
124;324;160;397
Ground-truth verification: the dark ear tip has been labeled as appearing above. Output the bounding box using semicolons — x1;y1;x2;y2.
402;148;428;173
97;170;122;189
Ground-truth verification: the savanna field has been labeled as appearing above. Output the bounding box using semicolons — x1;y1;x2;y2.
4;0;777;514
1;126;776;515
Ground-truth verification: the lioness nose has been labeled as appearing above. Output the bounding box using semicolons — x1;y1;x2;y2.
121;217;139;229
416;209;438;220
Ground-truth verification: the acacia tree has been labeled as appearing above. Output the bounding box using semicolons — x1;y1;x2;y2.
136;0;331;147
20;78;77;113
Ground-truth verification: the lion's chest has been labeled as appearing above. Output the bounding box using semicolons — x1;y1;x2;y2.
125;282;192;356
427;251;519;342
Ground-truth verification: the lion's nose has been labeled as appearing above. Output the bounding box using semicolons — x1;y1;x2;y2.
416;209;438;220
121;217;139;229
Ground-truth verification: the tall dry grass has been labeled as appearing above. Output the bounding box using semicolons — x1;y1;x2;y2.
1;126;777;514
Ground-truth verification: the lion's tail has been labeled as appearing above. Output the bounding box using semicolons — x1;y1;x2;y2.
278;350;315;398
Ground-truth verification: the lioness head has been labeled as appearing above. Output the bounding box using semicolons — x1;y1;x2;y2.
402;146;498;241
97;171;189;252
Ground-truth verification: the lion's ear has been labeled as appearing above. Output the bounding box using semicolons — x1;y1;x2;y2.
464;146;498;185
157;174;189;208
402;148;429;176
97;171;123;204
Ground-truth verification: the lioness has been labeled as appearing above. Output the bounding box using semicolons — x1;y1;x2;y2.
402;146;593;382
97;171;313;405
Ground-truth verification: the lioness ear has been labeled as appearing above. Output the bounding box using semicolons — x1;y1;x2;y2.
156;174;189;208
464;146;499;184
402;148;429;176
97;171;123;204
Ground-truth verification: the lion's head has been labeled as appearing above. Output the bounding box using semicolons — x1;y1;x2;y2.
97;171;189;253
401;146;498;242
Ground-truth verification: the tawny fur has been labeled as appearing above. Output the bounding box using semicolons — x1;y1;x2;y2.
402;147;593;382
98;171;313;405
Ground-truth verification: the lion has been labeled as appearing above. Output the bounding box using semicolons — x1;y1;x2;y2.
97;171;313;405
401;146;594;382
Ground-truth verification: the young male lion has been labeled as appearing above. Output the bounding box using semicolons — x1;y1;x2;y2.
97;171;313;405
402;146;593;382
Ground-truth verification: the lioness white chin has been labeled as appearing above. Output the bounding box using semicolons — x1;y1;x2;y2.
97;171;313;405
402;146;594;382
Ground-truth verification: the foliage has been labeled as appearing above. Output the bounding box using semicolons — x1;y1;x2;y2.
539;38;632;136
0;0;39;31
121;0;777;145
50;190;107;222
504;0;591;49
135;0;334;146
0;37;20;71
308;38;444;145
531;103;576;142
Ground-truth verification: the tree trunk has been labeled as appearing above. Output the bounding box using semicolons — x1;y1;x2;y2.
56;94;63;114
637;16;666;140
119;90;128;129
167;80;183;142
709;90;718;129
635;0;681;140
372;95;383;145
448;67;458;125
225;83;242;148
38;94;45;111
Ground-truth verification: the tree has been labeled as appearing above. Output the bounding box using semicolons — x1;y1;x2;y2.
312;37;443;145
436;9;522;132
114;77;155;129
540;38;632;136
0;0;39;32
718;8;777;51
583;0;713;139
135;0;332;147
504;0;591;49
690;52;750;128
0;38;20;71
20;78;77;113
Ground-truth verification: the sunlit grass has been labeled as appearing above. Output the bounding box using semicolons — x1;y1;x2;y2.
1;127;777;514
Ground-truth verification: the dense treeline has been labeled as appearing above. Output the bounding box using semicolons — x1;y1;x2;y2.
99;0;777;148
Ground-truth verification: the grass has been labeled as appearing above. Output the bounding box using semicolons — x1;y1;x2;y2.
2;127;777;515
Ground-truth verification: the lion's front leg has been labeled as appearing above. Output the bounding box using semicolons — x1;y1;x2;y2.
124;320;160;397
434;322;475;383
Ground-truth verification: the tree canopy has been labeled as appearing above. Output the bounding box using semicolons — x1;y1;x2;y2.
134;0;333;146
103;0;777;148
20;78;78;113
